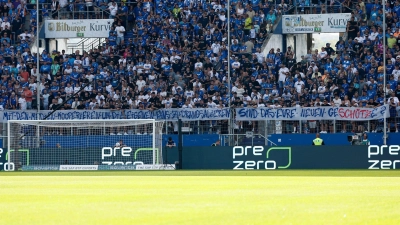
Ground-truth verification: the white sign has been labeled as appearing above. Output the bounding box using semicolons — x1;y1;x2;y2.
282;13;351;34
59;165;99;170
235;105;389;121
45;19;113;38
0;108;230;122
135;165;175;170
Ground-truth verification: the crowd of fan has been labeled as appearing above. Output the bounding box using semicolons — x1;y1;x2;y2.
2;0;400;134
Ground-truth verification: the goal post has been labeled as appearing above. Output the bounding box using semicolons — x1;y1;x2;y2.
6;119;168;171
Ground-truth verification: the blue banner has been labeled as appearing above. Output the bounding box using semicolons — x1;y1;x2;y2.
235;105;389;121
0;108;231;122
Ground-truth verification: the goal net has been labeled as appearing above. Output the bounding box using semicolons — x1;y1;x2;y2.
7;119;165;171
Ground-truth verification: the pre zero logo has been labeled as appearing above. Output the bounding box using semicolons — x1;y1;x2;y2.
233;146;292;170
368;145;400;169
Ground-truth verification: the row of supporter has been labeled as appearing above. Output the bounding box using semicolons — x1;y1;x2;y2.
3;0;400;133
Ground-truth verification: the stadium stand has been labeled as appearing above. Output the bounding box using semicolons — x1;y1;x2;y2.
1;0;400;136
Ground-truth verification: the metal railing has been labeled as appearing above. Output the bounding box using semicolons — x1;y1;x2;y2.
66;37;105;54
219;133;277;146
290;0;355;15
56;8;109;20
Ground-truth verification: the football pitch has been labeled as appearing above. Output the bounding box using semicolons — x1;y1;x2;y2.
1;170;400;225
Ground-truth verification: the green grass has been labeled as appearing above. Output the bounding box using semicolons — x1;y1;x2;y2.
1;170;400;225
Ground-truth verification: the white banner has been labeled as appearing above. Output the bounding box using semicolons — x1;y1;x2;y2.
0;108;230;122
59;165;99;170
135;165;175;170
282;13;351;34
45;19;113;38
235;105;389;121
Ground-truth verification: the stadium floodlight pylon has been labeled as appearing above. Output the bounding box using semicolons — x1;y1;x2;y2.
7;119;165;171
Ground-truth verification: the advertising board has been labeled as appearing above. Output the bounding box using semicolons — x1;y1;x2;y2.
282;13;351;34
164;146;400;170
45;19;114;38
2;145;400;171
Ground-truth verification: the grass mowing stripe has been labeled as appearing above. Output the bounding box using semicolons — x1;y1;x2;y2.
0;175;399;225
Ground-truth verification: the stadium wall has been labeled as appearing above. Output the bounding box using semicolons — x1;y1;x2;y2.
163;146;400;170
267;133;396;146
1;144;398;171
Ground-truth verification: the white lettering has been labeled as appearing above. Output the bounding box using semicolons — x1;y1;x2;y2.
121;147;132;157
233;161;243;170
245;161;256;170
368;160;379;169
101;147;113;160
233;147;243;159
265;161;276;169
368;145;380;158
4;162;15;171
380;160;392;169
245;146;252;155
389;146;400;155
253;146;264;156
101;146;133;165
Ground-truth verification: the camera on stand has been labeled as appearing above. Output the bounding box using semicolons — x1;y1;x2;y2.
348;133;362;145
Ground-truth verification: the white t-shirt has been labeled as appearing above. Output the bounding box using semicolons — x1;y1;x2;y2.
136;80;146;91
388;97;399;105
250;29;256;39
59;0;68;7
294;81;304;93
1;22;10;30
160;99;171;108
392;69;400;81
193;81;202;88
318;51;328;59
64;68;72;74
235;87;245;97
369;32;378;41
185;90;194;98
242;95;252;104
115;26;125;37
96;95;105;103
19;33;32;40
29;83;37;91
74;59;82;68
84;85;93;92
182;104;193;108
74;86;81;94
195;62;203;69
278;67;289;82
207;102;217;108
211;43;221;54
354;36;365;43
232;61;241;69
42;94;50;106
318;86;326;94
19;97;27;110
108;5;118;16
333;98;342;107
65;86;73;95
143;63;152;72
255;52;264;63
113;93;120;101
